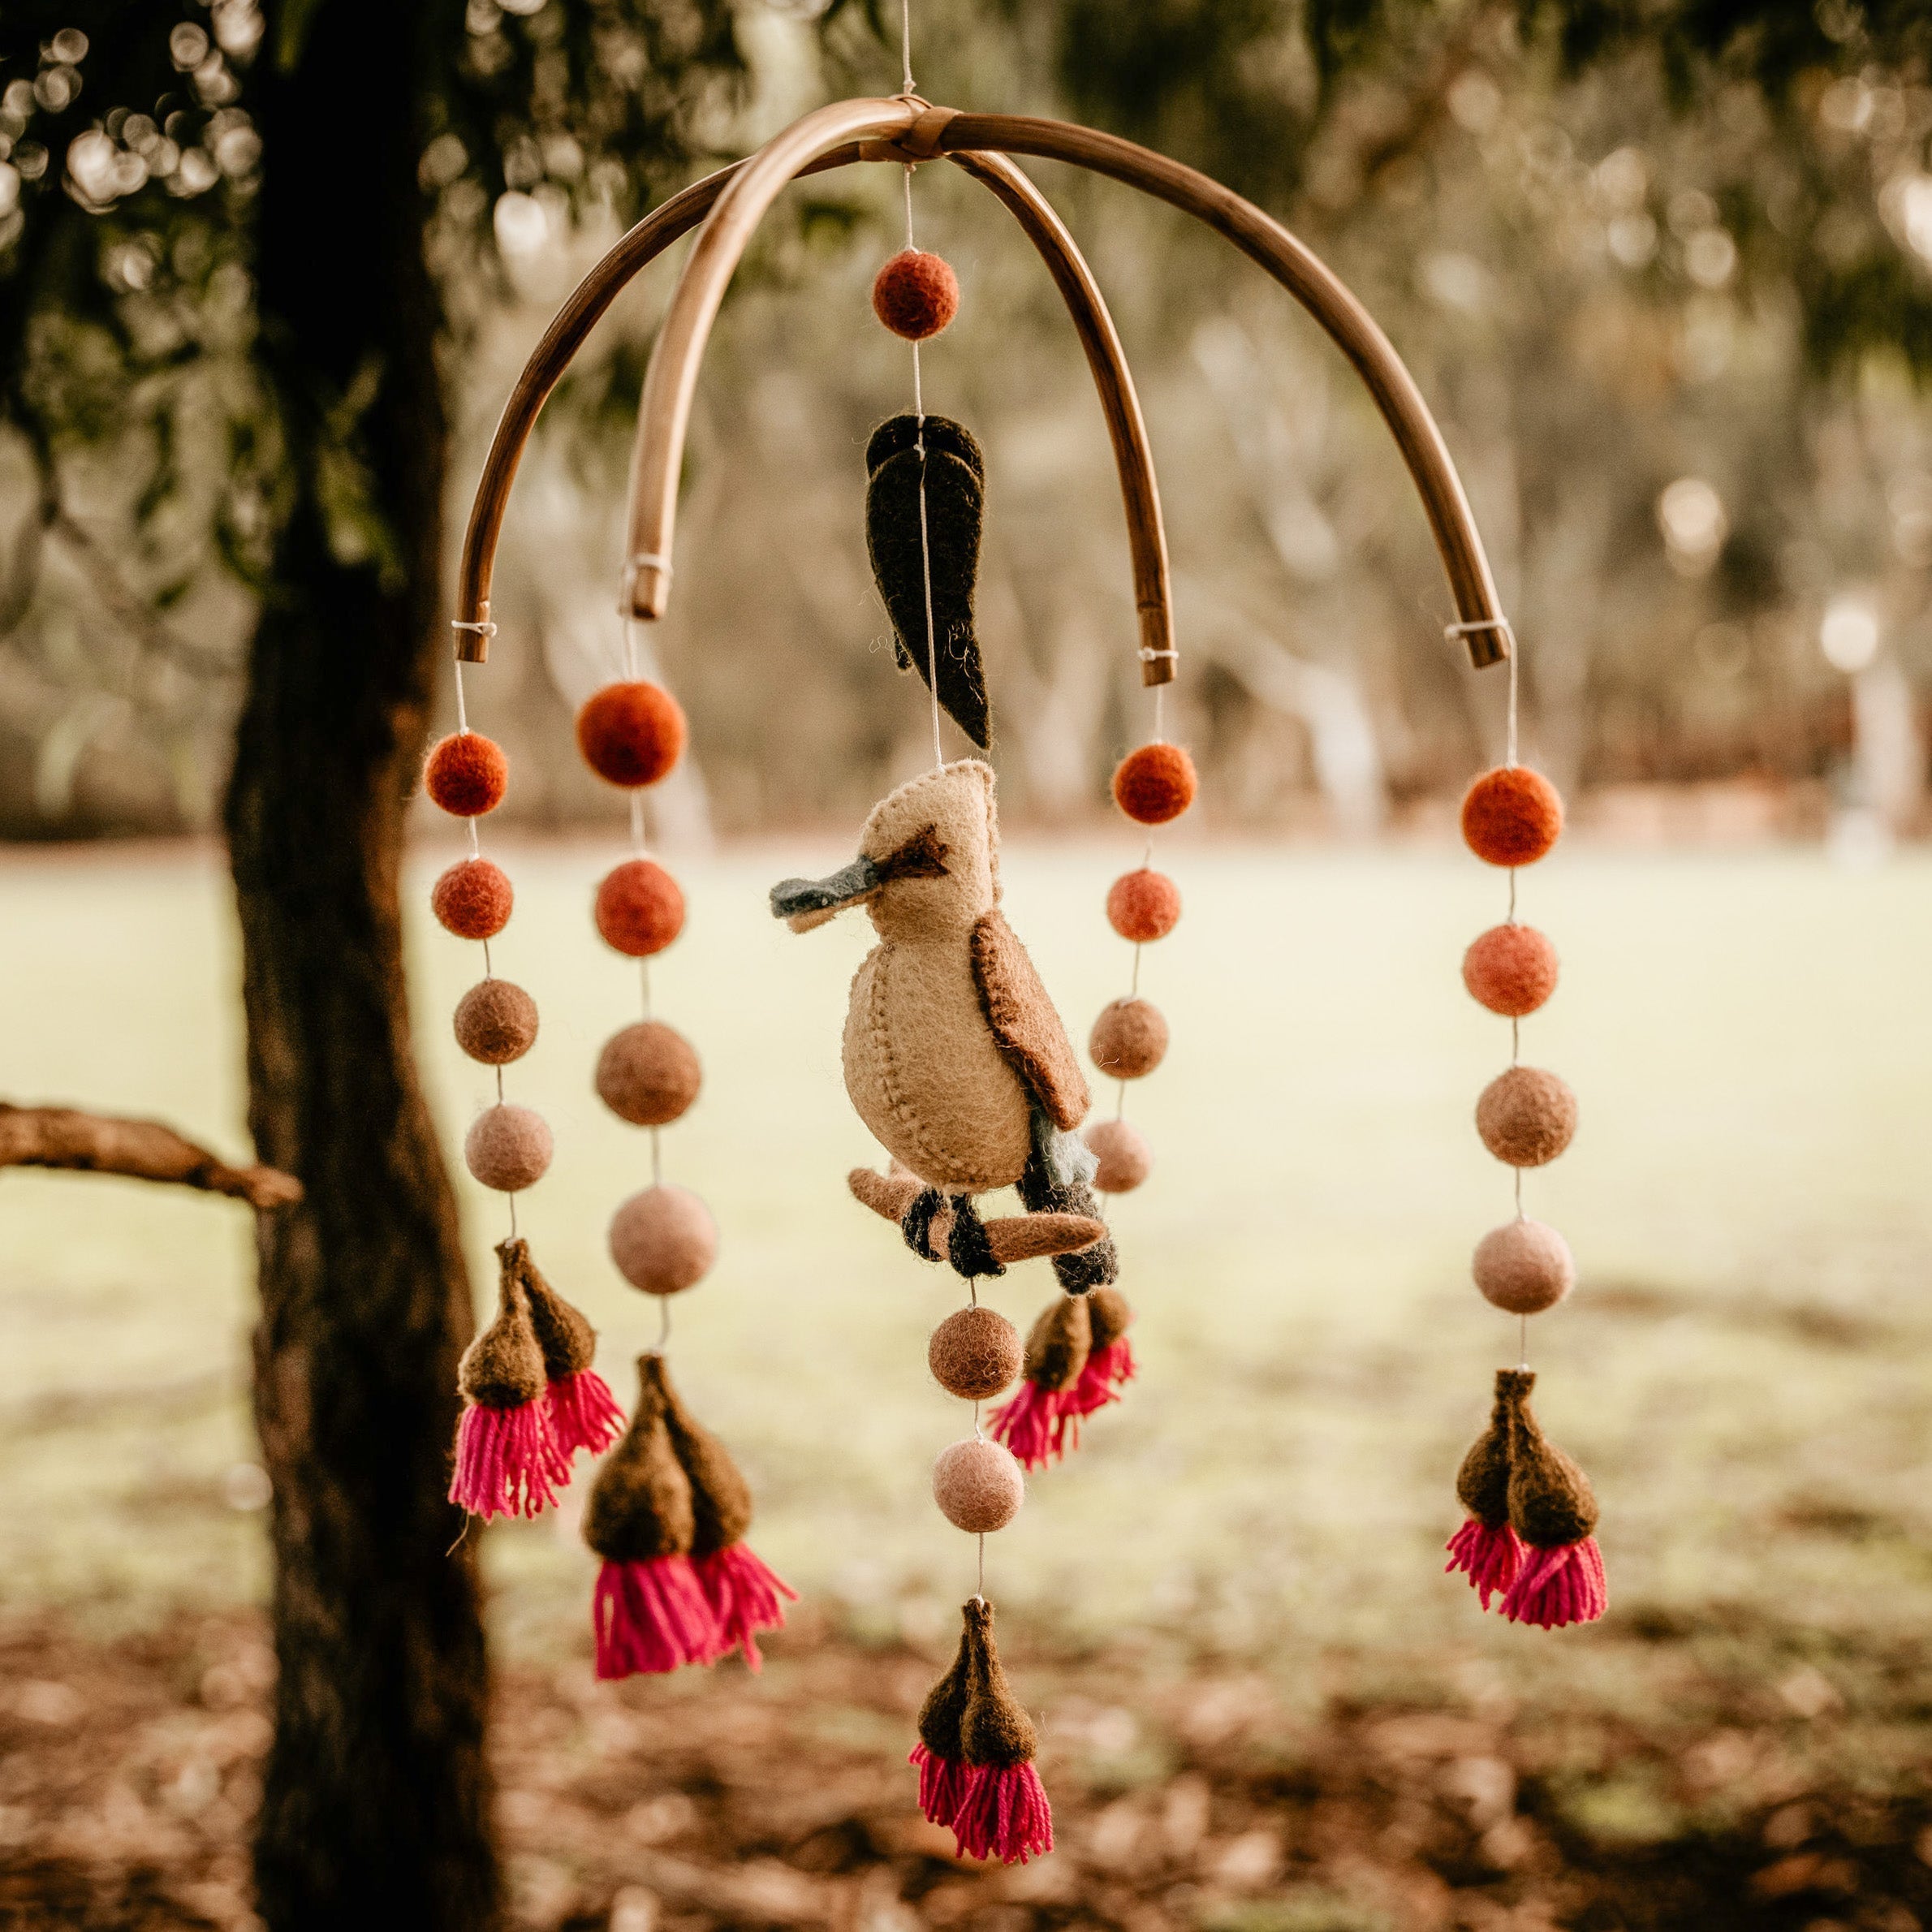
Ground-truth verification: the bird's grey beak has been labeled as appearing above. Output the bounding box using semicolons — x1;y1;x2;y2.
770;856;881;933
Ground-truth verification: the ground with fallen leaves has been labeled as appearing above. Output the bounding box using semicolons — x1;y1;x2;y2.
5;1608;1931;1932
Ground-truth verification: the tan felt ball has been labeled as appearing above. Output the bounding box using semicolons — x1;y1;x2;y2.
1463;922;1559;1017
1473;1218;1576;1313
454;978;538;1066
464;1103;553;1193
1085;1118;1152;1193
1476;1066;1577;1168
929;1307;1023;1400
1090;997;1168;1079
932;1437;1024;1534
596;1021;701;1127
609;1184;717;1296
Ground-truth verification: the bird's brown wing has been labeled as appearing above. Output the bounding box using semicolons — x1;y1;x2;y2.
969;908;1091;1132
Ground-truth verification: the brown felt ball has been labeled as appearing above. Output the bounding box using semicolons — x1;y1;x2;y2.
932;1437;1024;1534
1463;922;1559;1017
1112;743;1197;826
596;1020;701;1127
454;978;538;1065
1473;1218;1576;1314
1106;868;1181;942
1090;997;1168;1080
424;731;507;817
872;248;960;341
576;682;687;789
432;858;513;939
1476;1066;1577;1167
1084;1117;1152;1193
595;859;684;957
1462;765;1563;868
464;1103;553;1193
609;1184;716;1296
929;1306;1022;1400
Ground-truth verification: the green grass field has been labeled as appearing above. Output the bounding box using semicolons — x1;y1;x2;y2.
5;833;1931;1731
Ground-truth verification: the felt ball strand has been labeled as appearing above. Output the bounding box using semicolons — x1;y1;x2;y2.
574;636;796;1678
433;636;624;1525
873;32;1050;1867
1443;623;1606;1629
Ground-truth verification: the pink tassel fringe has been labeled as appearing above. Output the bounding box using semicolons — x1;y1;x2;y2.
593;1556;722;1679
692;1542;799;1672
988;1381;1080;1470
1501;1536;1608;1629
1444;1517;1524;1611
951;1761;1054;1865
450;1399;563;1520
546;1369;624;1463
909;1742;971;1830
1064;1335;1136;1420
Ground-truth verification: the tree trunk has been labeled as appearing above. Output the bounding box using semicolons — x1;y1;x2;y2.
224;6;500;1926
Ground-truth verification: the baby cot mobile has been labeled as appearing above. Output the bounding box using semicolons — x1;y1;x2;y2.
426;26;1602;1869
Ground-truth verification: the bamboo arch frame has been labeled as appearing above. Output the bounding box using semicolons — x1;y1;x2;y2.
455;97;1512;680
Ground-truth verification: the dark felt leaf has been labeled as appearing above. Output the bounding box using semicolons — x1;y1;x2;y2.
865;413;991;749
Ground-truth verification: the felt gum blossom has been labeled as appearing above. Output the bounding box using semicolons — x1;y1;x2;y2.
911;1598;1054;1865
449;1248;564;1521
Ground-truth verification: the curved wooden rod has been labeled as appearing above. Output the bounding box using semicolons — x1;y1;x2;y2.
935;114;1507;666
452;141;871;658
623;97;921;624
942;151;1173;681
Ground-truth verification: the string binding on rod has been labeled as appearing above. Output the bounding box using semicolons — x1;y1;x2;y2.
1444;615;1515;670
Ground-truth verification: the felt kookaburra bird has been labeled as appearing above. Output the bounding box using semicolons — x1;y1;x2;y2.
771;760;1115;1288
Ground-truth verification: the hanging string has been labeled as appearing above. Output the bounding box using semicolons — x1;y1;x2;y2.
902;165;944;772
900;0;915;93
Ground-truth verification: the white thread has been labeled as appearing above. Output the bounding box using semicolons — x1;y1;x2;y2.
905;167;943;771
1153;684;1167;744
453;659;471;735
623;615;640;684
651;1126;662;1187
658;1295;671;1351
468;817;481;860
639;956;651;1021
1506;627;1520;768
901;0;914;92
629;790;647;857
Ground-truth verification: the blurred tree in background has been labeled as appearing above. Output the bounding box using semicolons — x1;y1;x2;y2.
4;0;1932;1919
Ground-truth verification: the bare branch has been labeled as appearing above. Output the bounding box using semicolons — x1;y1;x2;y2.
0;1102;301;1210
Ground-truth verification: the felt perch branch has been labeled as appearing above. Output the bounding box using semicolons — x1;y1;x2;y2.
847;1166;1103;1265
0;1102;300;1209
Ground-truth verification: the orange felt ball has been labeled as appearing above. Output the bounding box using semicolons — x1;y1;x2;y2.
871;248;960;341
1461;765;1563;867
1462;923;1559;1017
424;731;507;817
1112;743;1197;825
432;859;513;939
594;860;684;958
576;682;687;789
1106;868;1181;942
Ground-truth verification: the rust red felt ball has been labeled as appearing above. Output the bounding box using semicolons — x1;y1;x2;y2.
432;859;513;939
1462;923;1559;1018
424;732;507;817
1112;743;1197;826
1461;765;1563;868
1106;868;1181;942
576;681;687;789
594;859;684;957
871;248;960;341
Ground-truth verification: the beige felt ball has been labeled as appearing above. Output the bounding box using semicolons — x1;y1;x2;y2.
609;1184;717;1296
929;1307;1023;1400
1090;997;1168;1079
1473;1218;1576;1314
464;1103;553;1193
453;978;538;1066
1084;1117;1152;1193
932;1437;1024;1534
595;1020;701;1127
1476;1066;1577;1168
